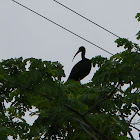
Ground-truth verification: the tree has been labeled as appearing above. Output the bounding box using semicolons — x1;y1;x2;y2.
0;14;140;140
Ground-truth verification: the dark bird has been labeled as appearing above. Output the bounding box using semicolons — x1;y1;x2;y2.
68;46;91;81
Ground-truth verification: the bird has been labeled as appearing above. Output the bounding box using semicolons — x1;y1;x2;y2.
68;46;91;81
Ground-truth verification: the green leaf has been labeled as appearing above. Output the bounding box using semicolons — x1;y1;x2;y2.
136;31;140;40
135;13;140;21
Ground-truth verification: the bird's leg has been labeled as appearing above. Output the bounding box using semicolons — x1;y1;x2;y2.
79;79;85;87
78;79;85;87
78;79;81;84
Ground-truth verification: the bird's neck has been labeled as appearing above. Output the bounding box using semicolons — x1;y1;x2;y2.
81;53;86;60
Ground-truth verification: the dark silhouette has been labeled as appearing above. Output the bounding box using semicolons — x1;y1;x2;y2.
68;46;91;81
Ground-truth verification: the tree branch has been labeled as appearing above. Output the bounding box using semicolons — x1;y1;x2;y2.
83;83;120;116
73;117;98;140
64;104;108;139
42;95;54;101
80;124;98;140
43;94;108;139
64;104;83;117
73;117;90;129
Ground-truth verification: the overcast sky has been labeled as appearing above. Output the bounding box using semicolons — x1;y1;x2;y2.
0;0;140;139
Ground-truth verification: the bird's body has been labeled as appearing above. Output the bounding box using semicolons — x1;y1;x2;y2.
68;47;91;81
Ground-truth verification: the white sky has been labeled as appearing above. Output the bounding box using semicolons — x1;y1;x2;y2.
1;0;140;139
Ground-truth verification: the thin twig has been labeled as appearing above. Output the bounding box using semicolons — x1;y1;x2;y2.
128;131;134;139
129;109;140;124
134;88;140;93
130;125;140;132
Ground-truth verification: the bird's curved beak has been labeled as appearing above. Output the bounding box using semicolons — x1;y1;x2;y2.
72;50;80;62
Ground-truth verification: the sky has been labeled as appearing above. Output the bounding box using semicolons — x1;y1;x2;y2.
0;0;140;139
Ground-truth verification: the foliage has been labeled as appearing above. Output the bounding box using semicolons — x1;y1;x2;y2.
0;15;140;140
136;13;140;21
136;13;140;40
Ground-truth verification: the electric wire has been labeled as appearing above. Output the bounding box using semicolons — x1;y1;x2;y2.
12;0;114;55
53;0;120;38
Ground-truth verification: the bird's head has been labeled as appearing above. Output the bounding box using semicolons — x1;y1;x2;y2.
79;46;85;52
72;46;86;61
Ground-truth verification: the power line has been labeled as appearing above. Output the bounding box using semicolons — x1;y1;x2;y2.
12;0;114;56
53;0;120;38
